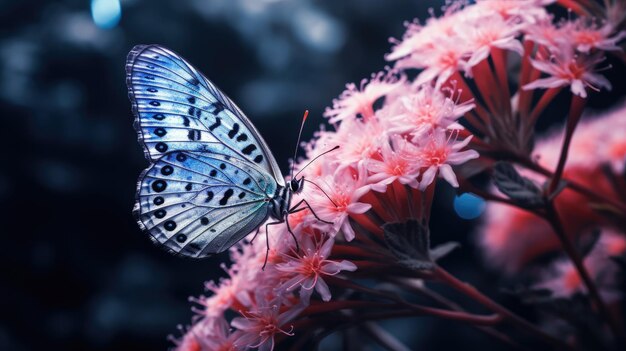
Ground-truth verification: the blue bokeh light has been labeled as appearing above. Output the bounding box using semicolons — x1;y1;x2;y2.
453;193;486;220
91;0;121;29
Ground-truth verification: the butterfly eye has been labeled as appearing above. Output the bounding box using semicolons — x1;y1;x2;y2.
290;179;299;192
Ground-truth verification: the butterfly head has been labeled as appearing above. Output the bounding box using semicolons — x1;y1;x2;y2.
289;177;305;194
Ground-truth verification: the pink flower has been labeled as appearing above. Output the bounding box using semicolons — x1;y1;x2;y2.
203;317;243;351
461;14;525;68
306;166;372;241
397;36;469;87
333;119;386;169
324;71;404;124
416;130;479;190
367;135;422;189
389;85;474;138
231;296;304;351
522;45;611;98
276;235;357;302
562;18;626;53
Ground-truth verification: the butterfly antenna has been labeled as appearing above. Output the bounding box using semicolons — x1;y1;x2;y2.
290;110;309;180
294;145;340;178
304;179;338;207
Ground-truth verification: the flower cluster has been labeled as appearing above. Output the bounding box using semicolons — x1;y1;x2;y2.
170;1;626;349
479;103;626;289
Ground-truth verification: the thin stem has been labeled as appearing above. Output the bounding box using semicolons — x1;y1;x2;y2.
543;202;625;341
547;95;585;194
326;276;501;326
434;265;575;350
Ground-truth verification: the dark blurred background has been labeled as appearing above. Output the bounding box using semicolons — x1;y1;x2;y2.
2;1;625;351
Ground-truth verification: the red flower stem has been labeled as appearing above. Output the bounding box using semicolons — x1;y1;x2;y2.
518;40;536;119
324;277;502;325
392;181;410;220
449;71;492;125
543;202;625;342
434;265;574;350
420;180;436;224
491;48;512;119
526;87;563;129
472;60;502;115
547;94;585;194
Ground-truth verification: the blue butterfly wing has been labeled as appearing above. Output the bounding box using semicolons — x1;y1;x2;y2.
134;150;277;257
126;44;284;186
126;45;283;257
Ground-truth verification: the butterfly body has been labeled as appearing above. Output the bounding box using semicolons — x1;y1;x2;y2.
126;45;309;258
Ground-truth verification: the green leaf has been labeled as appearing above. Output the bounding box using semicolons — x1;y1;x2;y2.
382;220;459;271
493;162;544;208
382;220;433;271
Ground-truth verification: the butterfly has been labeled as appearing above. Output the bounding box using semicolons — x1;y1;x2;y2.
126;44;330;259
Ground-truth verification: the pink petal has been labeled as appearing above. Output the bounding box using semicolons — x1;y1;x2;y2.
439;164;459;188
315;278;332;302
347;202;371;214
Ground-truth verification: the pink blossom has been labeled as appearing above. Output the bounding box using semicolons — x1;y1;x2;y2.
203;317;243;351
276;235;357;302
562;18;626;53
416;131;479;190
522;45;611;98
367;135;422;190
306;166;372;241
324;71;404;124
389;85;474;138
461;14;525;68
231;296;304;351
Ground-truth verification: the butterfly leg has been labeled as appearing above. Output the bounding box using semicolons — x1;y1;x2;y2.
284;217;300;253
249;226;263;244
262;220;284;270
289;199;333;225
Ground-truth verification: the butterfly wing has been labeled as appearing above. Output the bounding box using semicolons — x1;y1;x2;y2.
126;44;284;257
126;44;284;187
134;150;278;257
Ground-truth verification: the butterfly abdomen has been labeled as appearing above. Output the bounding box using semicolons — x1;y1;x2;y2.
269;186;291;220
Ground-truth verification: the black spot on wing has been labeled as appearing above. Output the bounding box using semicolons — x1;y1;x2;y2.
242;144;257;155
187;129;201;141
187;96;196;104
209;170;217;177
154;128;167;137
161;165;173;175
185;183;192;191
210;101;225;114
164;220;177;231
149;101;160;106
200;217;209;225
254;155;263;163
209;117;221;131
153;113;165;120
155;142;168;153
219;189;234;205
153;196;164;205
154;209;166;218
237;133;248;142
152;180;167;192
228;123;240;139
243;178;251;185
205;191;214;202
176;234;187;243
176;153;187;162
